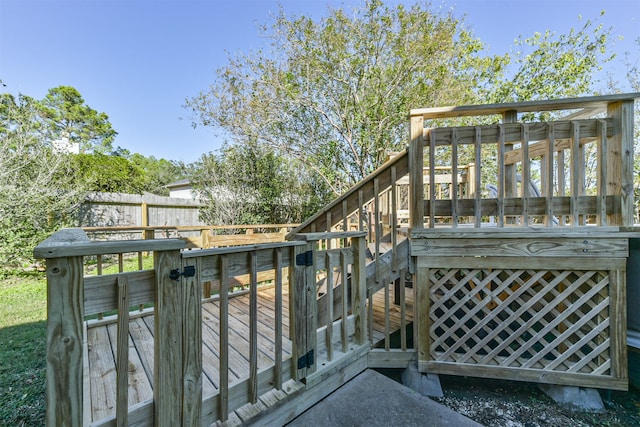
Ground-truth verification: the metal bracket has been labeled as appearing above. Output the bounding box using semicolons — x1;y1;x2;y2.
169;265;196;281
296;250;313;266
297;349;314;369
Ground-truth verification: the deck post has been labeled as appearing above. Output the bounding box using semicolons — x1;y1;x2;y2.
607;100;635;226
154;249;184;426
34;229;89;427
182;256;202;425
502;110;518;224
352;235;367;345
290;243;309;380
409;115;424;230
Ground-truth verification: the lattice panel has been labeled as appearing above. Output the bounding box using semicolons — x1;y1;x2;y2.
429;268;612;375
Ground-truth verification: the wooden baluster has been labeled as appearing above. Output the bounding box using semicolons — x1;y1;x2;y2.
219;254;229;421
358;190;364;234
451;128;459;227
498;125;506;227
384;277;390;351
571;121;580;226
597;120;608;226
325;251;334;361
558;148;566;226
399;268;407;351
545;123;555;227
249;251;258;403
352;235;367;345
374;178;380;284
274;248;283;390
341;250;349;353
429;129;436;228
474;126;482;228
97;254;104;320
391;166;398;271
116;276;129;427
521;124;530;225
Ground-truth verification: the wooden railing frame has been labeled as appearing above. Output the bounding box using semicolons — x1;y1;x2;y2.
34;228;372;426
34;229;187;426
408;93;639;229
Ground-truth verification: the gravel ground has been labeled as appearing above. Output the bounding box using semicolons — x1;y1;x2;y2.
431;375;640;427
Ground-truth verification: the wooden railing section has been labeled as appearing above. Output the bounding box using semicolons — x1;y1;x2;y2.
83;224;298;249
34;228;370;426
34;93;639;425
289;152;416;360
409;93;638;229
408;93;639;391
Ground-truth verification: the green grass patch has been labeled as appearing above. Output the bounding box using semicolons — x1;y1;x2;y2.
0;275;47;426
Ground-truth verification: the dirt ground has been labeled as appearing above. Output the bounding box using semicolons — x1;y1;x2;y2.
431;375;640;427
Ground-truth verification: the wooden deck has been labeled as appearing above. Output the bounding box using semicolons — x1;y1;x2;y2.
85;282;414;423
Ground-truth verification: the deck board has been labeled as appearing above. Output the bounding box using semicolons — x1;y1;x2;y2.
85;280;414;423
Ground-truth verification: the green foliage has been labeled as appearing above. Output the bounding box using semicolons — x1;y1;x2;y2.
191;142;330;225
488;12;614;115
187;0;498;195
37;86;117;154
128;153;190;196
187;1;613;197
71;153;148;193
0;93;85;272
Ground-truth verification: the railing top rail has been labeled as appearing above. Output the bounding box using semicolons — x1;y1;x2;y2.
34;228;185;259
289;149;409;235
181;240;307;258
410;92;640;119
291;231;368;242
82;224;300;233
409;225;640;239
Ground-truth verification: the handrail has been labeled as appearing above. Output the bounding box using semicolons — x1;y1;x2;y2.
289;150;409;235
410;92;640;119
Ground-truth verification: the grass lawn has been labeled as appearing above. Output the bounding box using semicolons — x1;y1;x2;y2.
0;274;47;426
0;255;152;426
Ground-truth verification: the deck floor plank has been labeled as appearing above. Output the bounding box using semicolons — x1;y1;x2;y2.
105;323;153;409
86;278;414;423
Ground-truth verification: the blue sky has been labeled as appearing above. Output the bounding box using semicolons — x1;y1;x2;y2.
1;0;638;163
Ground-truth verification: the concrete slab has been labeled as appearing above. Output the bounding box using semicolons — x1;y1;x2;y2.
538;384;605;412
401;364;444;398
286;369;483;427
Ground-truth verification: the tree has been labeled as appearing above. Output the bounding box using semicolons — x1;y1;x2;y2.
37;86;117;153
70;153;148;194
0;93;84;272
190;143;329;226
127;153;190;196
187;0;502;195
486;12;614;110
186;1;612;196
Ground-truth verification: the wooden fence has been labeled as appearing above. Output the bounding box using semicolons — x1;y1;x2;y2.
79;192;205;228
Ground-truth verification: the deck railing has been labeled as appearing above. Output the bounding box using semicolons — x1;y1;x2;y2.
407;93;639;391
34;228;369;426
409;93;638;229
